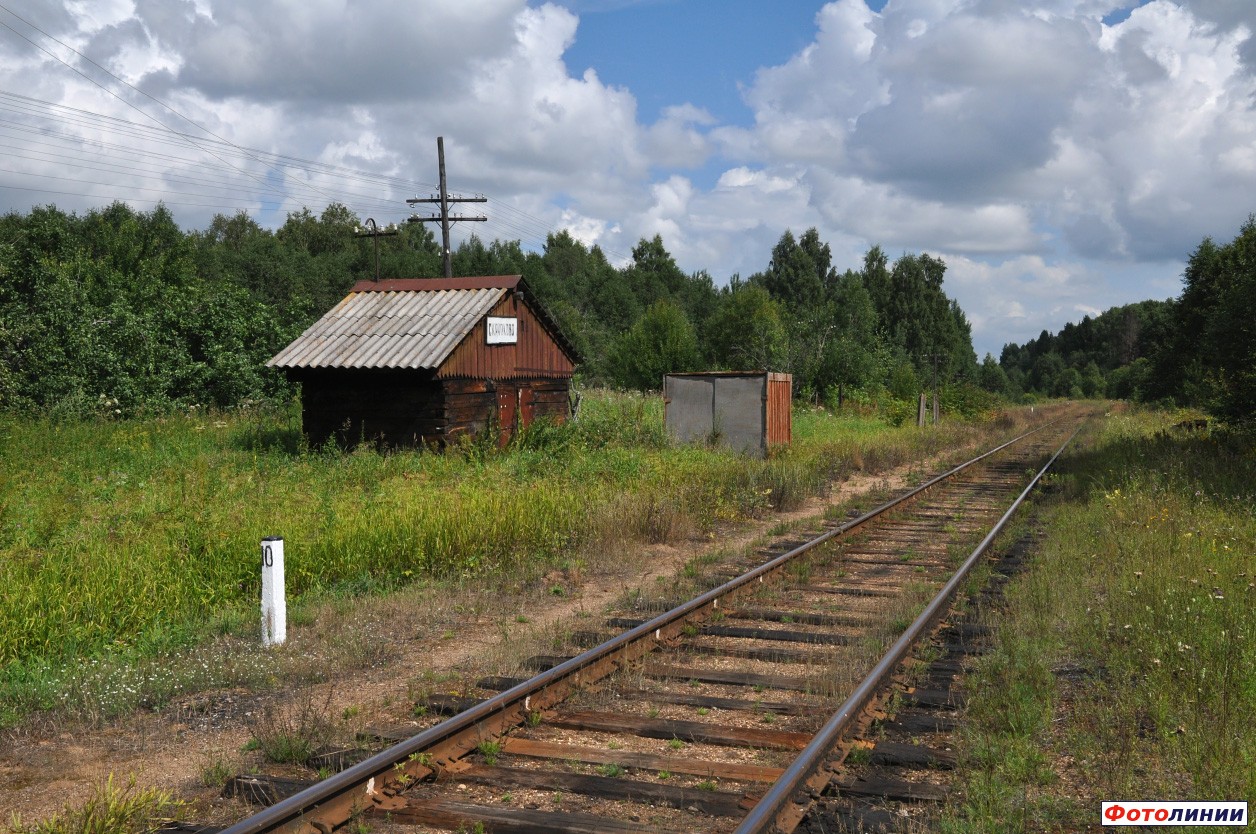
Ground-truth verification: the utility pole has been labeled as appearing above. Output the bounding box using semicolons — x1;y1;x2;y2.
407;136;487;278
354;218;399;282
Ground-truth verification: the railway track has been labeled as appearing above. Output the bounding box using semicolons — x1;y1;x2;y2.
212;411;1086;834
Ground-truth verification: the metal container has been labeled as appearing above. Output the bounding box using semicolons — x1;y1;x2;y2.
664;371;792;456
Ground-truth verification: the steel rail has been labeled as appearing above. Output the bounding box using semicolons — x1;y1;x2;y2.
219;416;1064;834
735;419;1085;834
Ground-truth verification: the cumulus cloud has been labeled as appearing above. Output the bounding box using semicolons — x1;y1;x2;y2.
725;0;1256;259
1;0;1253;355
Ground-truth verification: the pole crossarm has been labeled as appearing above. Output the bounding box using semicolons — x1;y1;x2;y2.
354;218;400;282
405;137;487;278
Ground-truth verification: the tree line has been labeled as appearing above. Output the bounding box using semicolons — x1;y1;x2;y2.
0;201;982;418
996;215;1255;429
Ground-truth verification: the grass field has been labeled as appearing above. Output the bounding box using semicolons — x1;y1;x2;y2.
0;391;1023;728
942;409;1256;832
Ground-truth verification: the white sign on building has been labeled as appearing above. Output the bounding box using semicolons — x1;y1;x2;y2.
486;316;519;344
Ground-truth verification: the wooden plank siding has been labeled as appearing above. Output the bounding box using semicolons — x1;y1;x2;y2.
280;279;576;449
294;369;571;448
438;291;575;380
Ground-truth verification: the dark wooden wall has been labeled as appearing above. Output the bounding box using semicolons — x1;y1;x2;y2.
292;368;570;448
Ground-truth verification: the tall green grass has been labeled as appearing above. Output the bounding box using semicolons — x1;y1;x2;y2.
0;392;1025;726
942;410;1256;832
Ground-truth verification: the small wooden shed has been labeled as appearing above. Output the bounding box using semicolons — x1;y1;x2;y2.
663;371;792;456
268;276;579;447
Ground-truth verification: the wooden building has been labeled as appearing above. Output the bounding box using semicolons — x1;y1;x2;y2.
268;276;579;447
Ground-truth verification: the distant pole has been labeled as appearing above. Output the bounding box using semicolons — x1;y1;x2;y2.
408;136;487;278
923;352;943;425
354;218;399;282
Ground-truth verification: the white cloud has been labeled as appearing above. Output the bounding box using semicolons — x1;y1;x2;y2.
643;104;714;168
1;0;1254;355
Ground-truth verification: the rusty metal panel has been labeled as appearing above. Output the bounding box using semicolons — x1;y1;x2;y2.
766;373;793;448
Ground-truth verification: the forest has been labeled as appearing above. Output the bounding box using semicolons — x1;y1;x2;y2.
998;216;1256;429
1;201;1251;428
0;201;981;420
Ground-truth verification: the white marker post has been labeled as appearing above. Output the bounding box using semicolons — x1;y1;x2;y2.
261;536;286;647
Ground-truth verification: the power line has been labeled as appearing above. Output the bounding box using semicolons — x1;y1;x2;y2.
0;91;624;257
0;3;355;215
0;34;629;262
0;90;597;251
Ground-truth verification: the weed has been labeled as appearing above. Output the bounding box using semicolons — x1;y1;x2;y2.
476;740;502;766
245;689;335;766
696;707;710;716
845;745;872;765
695;780;718;792
657;770;672;780
7;774;183;834
597;763;625;778
667;738;684;751
199;753;234;788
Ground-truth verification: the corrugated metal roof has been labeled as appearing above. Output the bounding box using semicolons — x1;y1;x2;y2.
267;285;508;370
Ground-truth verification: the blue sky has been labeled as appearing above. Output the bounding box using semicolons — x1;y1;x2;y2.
0;0;1253;358
560;1;830;125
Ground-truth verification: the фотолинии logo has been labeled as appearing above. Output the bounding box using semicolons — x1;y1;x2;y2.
1102;801;1247;826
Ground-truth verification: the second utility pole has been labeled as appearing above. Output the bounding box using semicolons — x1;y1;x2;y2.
407;136;487;278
